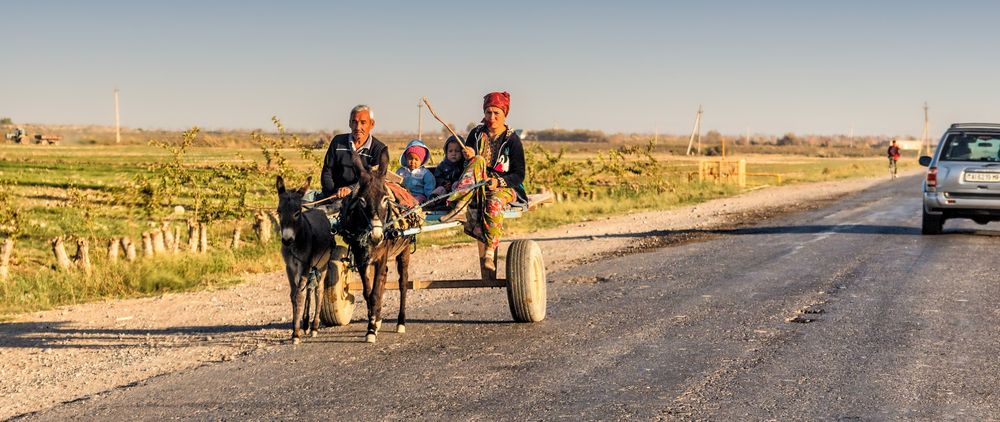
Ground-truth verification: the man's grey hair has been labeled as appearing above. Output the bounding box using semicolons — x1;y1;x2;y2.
350;104;375;121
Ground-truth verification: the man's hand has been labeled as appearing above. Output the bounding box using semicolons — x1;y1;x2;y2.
463;146;475;160
336;187;352;198
486;177;499;191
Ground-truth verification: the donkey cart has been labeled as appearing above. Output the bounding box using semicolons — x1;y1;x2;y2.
318;194;551;328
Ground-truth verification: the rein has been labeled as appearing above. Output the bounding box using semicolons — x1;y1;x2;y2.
340;194;387;246
385;180;489;230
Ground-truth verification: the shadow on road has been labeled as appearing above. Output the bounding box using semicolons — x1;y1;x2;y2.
0;317;514;350
0;320;288;350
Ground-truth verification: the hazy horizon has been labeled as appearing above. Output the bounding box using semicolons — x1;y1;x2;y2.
5;1;999;138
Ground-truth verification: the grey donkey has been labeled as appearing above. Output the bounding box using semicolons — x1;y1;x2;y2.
276;176;333;343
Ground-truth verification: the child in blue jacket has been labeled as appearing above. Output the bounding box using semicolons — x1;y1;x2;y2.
395;139;436;203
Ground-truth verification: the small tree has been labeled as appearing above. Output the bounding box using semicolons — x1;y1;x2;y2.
0;117;13;125
703;130;722;146
776;132;802;146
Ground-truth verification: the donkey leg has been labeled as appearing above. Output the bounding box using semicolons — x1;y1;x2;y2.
396;252;410;334
358;263;377;343
310;269;327;337
286;265;300;341
292;275;309;344
373;262;389;333
365;262;388;343
302;284;312;331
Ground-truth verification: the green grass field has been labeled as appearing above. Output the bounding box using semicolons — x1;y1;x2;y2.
0;140;919;317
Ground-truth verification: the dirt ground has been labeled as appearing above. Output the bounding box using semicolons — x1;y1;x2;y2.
0;173;914;419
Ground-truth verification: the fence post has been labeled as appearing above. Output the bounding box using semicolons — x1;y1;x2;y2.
187;219;199;253
231;226;242;249
107;237;120;263
142;232;154;257
51;237;72;271
0;238;13;280
162;222;175;252
152;229;166;254
74;237;92;276
199;222;209;253
172;226;181;253
121;236;137;262
254;211;272;244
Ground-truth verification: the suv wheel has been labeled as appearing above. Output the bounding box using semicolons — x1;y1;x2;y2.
922;209;944;235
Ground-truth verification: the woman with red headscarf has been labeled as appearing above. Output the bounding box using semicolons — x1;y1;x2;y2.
440;91;527;281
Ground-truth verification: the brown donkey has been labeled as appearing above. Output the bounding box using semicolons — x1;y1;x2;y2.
337;151;415;343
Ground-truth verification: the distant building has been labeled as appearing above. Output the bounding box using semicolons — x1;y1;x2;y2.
892;139;928;151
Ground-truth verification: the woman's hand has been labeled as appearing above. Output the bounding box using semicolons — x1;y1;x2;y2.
463;146;475;160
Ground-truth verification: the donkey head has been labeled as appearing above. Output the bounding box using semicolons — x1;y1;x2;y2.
342;150;389;246
276;175;311;246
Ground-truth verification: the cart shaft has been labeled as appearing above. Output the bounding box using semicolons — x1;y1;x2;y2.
348;278;506;291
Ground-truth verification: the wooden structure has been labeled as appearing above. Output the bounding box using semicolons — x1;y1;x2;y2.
319;193;553;327
698;158;746;187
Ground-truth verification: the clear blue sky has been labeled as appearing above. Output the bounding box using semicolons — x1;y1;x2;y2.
4;1;998;137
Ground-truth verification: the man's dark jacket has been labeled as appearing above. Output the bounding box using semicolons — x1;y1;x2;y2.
320;134;389;199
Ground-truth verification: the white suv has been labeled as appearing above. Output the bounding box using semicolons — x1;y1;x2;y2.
919;123;1000;234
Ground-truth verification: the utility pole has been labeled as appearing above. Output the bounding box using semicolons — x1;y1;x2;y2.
921;102;930;156
114;88;121;144
685;105;703;156
417;99;423;140
849;125;854;149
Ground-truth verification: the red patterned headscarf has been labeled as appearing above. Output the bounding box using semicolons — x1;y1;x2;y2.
483;91;510;116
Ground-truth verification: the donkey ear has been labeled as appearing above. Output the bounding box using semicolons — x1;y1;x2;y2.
301;176;312;192
350;149;371;179
276;175;286;194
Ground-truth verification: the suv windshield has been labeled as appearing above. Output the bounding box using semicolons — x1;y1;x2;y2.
939;133;1000;162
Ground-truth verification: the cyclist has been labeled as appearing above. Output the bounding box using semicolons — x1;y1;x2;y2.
887;140;901;178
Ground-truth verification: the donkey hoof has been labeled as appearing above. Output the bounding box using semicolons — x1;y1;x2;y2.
396;324;406;334
292;337;302;345
365;333;377;343
310;330;318;338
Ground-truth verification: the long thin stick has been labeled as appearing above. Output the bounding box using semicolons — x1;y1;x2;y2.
421;97;465;143
302;191;345;208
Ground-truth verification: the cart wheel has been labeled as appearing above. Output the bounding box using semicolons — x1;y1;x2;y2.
320;247;355;326
505;239;546;322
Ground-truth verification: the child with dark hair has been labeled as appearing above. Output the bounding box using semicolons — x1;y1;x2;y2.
431;136;465;198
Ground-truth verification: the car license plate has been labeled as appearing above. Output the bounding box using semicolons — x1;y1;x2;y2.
964;172;1000;182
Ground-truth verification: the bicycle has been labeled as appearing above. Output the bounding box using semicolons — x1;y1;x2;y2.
888;156;898;179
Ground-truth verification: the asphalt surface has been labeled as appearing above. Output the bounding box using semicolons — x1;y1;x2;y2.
18;175;1000;421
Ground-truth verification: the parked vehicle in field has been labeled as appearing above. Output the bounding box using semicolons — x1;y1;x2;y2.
919;123;1000;234
4;128;25;143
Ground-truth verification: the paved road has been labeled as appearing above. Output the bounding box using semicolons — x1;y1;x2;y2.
20;176;1000;421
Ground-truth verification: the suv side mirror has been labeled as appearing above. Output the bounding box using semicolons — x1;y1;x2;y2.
918;156;932;167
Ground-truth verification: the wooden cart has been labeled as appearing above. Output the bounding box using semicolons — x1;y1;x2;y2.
319;193;552;327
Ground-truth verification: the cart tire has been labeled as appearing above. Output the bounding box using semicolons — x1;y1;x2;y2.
505;240;546;322
320;248;355;327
